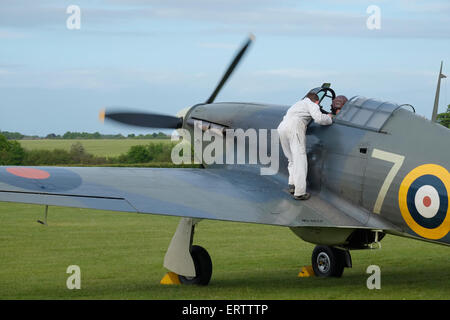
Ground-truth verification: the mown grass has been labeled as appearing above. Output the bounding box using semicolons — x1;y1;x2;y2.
1;202;449;300
19;139;173;158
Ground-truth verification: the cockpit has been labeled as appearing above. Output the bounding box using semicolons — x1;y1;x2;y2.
308;83;342;115
308;83;408;133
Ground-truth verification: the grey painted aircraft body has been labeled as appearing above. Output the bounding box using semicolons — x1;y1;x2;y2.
184;97;450;247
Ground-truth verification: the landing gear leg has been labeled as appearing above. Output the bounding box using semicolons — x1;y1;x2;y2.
162;218;213;286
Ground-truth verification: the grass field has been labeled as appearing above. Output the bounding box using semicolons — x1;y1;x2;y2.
3;139;450;299
1;202;449;300
19;139;173;157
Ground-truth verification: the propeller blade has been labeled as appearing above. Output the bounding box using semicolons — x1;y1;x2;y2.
205;34;255;104
99;109;183;129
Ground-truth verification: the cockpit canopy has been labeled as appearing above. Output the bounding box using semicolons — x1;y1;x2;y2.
308;84;406;133
336;96;399;132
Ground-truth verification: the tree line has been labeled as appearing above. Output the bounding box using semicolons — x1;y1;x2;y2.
0;134;193;166
437;105;450;128
0;131;171;140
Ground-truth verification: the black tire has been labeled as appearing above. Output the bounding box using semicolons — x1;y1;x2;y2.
178;245;212;286
311;245;346;278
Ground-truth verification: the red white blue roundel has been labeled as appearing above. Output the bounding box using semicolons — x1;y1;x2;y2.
399;164;450;240
0;167;82;192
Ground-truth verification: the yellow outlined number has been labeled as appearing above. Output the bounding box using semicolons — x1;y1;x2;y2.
371;149;405;214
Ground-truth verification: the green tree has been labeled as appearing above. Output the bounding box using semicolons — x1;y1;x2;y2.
0;134;26;165
46;133;61;139
437;105;450;128
70;142;86;163
23;149;72;165
0;131;24;140
125;145;152;163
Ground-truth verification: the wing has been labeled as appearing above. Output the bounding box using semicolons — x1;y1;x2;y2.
0;166;396;229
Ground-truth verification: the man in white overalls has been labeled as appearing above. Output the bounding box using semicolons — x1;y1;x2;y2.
277;92;333;200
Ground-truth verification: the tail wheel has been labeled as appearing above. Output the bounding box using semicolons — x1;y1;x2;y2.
312;245;347;278
178;245;212;286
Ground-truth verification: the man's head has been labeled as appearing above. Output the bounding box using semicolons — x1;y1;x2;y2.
306;92;320;104
331;95;348;114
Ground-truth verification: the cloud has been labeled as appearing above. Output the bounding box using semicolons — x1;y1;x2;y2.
0;63;24;75
399;0;450;14
197;42;236;49
0;29;26;38
0;69;13;75
254;68;338;80
0;66;212;90
0;0;448;39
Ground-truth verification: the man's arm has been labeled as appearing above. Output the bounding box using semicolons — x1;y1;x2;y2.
307;100;333;125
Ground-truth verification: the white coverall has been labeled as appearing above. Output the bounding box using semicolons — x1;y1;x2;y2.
277;97;332;196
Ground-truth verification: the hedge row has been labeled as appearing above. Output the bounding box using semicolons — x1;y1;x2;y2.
0;135;197;167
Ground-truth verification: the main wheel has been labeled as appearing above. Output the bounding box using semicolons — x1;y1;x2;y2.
178;245;212;286
311;245;346;278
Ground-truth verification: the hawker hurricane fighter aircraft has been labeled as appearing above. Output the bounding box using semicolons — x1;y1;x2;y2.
0;36;448;284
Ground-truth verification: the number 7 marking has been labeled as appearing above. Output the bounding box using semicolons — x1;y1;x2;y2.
371;149;405;214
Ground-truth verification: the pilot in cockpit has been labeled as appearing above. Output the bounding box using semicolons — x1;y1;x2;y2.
330;95;348;115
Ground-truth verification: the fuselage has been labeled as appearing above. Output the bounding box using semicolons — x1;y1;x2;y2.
181;100;450;246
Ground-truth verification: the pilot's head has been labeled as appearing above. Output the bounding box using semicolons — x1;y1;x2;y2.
331;95;348;114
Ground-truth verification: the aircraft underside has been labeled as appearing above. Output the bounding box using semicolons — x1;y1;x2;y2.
162;218;388;284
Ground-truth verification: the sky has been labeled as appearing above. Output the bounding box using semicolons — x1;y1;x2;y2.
0;0;449;136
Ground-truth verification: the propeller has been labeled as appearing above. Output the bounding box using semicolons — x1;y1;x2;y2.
205;33;255;104
99;109;183;129
100;34;255;129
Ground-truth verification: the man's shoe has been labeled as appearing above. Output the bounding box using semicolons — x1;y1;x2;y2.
293;193;311;200
288;184;295;194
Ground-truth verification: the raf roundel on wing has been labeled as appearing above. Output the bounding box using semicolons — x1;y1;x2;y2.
0;167;82;192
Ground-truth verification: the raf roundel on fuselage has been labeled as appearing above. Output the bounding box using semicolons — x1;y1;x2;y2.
399;164;450;240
